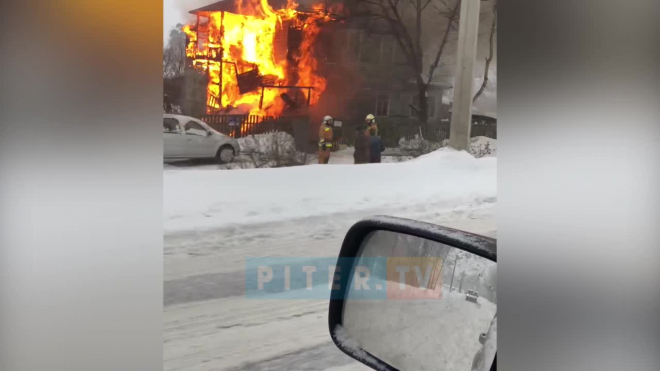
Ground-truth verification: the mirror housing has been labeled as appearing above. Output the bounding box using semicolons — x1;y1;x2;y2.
328;216;497;371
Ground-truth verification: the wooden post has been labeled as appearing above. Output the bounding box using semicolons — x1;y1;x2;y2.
259;87;265;109
219;11;225;109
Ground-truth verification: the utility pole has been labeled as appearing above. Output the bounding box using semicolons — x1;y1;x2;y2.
449;256;460;292
448;0;482;151
458;270;466;293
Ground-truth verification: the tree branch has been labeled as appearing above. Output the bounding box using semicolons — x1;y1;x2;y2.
426;0;460;86
415;0;423;74
473;0;497;103
433;0;455;15
380;0;421;71
420;0;433;11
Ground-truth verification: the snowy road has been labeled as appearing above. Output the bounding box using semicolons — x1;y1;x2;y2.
164;148;496;370
164;203;495;371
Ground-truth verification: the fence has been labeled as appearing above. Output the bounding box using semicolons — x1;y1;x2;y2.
337;120;496;148
200;114;309;138
200;114;313;152
470;122;497;139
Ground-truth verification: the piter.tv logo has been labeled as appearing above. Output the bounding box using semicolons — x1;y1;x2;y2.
245;257;444;299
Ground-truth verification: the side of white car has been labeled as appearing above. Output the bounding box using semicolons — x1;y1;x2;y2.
163;114;240;164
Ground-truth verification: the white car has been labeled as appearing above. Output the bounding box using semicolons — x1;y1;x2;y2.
163;114;240;164
466;289;479;303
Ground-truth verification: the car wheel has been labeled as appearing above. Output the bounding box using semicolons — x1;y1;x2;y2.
216;145;235;164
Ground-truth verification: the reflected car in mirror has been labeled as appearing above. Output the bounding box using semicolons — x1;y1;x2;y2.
466;289;479;303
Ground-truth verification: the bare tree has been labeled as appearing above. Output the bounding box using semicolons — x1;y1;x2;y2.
472;0;496;103
354;0;460;124
163;24;187;78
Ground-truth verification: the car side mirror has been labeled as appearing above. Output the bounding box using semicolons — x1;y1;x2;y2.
328;216;497;371
206;131;213;137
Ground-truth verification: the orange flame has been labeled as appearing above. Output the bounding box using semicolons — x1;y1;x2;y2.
183;0;334;115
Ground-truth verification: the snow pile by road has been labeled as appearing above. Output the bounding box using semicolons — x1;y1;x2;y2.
470;136;497;157
164;148;496;233
397;136;496;158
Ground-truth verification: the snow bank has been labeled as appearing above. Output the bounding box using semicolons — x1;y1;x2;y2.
398;136;497;158
470;136;497;157
164;148;496;233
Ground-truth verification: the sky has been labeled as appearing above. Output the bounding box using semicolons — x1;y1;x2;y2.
164;0;186;45
164;0;218;45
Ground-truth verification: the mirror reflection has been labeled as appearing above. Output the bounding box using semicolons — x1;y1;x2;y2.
341;230;497;371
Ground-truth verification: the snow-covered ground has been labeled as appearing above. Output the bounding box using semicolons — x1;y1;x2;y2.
326;147;414;164
164;148;496;233
341;290;496;371
163;146;497;371
164;205;496;371
164;133;496;171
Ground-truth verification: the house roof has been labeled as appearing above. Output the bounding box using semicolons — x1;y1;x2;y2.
189;0;297;14
189;0;236;14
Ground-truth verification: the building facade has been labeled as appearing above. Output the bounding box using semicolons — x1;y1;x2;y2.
312;17;451;134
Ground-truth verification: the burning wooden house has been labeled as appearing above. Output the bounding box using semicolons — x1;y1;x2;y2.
183;0;337;116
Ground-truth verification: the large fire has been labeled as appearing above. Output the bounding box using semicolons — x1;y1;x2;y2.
183;0;335;115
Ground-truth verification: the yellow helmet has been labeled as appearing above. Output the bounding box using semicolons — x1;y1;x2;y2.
365;113;376;125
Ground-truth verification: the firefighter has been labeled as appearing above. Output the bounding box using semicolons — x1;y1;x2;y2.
318;115;334;164
365;113;377;133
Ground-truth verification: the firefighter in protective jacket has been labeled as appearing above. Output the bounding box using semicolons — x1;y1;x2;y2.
318;115;334;164
365;113;377;133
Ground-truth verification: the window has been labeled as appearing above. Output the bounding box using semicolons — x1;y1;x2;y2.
360;34;382;63
163;118;181;133
346;31;361;60
380;36;396;64
319;30;338;64
410;95;437;119
375;94;390;117
184;121;208;136
393;43;408;65
428;97;436;118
